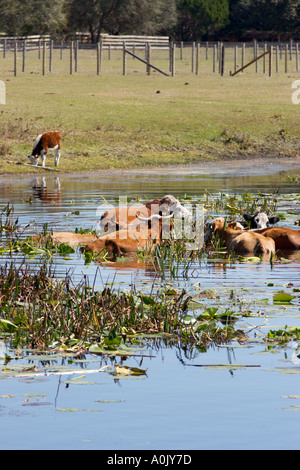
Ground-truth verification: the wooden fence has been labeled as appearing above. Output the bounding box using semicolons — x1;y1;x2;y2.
100;34;169;49
0;35;299;77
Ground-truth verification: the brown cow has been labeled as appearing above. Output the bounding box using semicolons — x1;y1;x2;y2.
253;226;300;251
205;217;275;256
82;213;174;258
42;232;98;246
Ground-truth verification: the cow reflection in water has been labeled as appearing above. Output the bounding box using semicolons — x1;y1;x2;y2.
32;176;62;206
99;257;156;274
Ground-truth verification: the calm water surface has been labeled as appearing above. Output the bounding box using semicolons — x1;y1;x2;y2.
0;160;300;450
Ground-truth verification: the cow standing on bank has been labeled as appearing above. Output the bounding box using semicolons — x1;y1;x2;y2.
28;131;62;167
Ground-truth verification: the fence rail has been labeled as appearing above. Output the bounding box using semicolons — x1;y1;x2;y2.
0;35;299;77
100;34;170;49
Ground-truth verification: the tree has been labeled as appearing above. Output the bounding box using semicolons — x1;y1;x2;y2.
110;0;177;35
63;0;177;42
0;0;64;36
174;0;229;41
63;0;119;43
226;0;300;40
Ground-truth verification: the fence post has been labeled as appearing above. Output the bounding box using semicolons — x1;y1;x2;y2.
123;42;126;75
218;42;223;74
60;40;63;60
70;41;73;75
263;43;267;73
296;43;299;72
242;43;245;71
49;39;53;72
169;41;173;73
172;43;176;76
97;43;100;74
14;41;17;76
97;41;103;75
22;39;26;72
75;40;78;72
213;44;216;72
218;42;222;73
234;45;238;73
180;41;183;60
147;43;151;75
3;38;6;59
269;45;272;77
255;41;259;73
196;42;199;75
253;40;258;72
42;41;46;76
285;43;288;72
220;45;225;76
38;39;41;59
276;45;279;73
191;42;195;73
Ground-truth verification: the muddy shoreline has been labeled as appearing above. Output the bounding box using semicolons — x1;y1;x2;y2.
1;157;300;184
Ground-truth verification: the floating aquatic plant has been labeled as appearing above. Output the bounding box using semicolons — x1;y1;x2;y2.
0;260;249;352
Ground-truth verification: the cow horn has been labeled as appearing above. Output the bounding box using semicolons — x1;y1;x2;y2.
136;212;174;221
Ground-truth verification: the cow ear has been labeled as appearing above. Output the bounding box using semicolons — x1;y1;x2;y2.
268;215;280;225
243;214;252;221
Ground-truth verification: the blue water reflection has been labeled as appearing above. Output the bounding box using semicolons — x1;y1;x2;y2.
0;160;300;450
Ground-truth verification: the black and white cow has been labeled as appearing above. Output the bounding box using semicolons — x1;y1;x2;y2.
242;212;280;229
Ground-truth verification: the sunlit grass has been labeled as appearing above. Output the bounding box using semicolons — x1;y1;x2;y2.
0;45;299;174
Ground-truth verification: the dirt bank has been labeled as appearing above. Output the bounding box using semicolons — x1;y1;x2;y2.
1;157;300;185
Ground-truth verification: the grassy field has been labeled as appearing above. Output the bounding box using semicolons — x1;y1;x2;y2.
0;46;299;174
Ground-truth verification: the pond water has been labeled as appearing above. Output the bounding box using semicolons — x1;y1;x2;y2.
0;159;300;451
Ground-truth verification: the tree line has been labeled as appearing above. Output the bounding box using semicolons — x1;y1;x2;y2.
0;0;299;42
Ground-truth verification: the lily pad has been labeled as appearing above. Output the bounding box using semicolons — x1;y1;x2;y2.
273;293;294;303
112;365;147;377
63;378;97;385
57;408;103;412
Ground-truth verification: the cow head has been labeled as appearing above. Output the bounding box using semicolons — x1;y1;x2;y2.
243;212;280;229
28;155;39;165
158;195;192;220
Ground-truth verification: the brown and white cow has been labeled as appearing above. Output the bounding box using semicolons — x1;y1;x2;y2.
242;212;280;229
205;217;275;256
28;131;62;167
82;212;174;258
99;195;191;233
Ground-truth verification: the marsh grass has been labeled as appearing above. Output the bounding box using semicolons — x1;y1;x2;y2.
198;190;278;216
0;260;246;352
0;204;19;234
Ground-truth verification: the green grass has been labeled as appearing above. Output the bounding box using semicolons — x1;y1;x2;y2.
0;46;299;174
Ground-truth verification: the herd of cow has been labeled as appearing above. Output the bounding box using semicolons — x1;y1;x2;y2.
47;194;300;261
26;132;299;261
